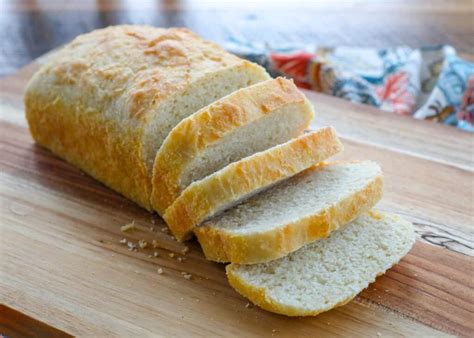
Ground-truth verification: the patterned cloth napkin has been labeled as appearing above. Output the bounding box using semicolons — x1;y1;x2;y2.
226;40;474;131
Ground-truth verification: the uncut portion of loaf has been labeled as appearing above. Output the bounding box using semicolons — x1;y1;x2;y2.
25;25;270;210
151;78;315;215
164;127;342;240
227;211;415;316
195;161;383;264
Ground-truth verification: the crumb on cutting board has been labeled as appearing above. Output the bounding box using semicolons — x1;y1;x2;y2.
127;241;137;251
138;239;148;249
181;272;192;280
121;221;136;232
152;240;162;249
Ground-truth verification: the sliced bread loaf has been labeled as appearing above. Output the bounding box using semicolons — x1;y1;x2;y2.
151;77;314;215
226;211;415;316
164;127;343;240
195;161;383;264
25;25;270;210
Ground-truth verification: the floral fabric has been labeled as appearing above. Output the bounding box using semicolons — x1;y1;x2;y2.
226;40;474;131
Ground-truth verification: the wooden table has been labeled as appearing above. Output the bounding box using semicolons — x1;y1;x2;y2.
1;0;474;76
1;1;474;336
1;49;473;336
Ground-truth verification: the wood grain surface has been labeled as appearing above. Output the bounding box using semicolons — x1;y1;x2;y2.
1;56;473;337
0;305;73;338
1;0;474;76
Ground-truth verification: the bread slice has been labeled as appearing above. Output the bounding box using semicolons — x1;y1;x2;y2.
25;25;270;210
151;78;315;215
226;211;415;316
195;161;383;264
164;127;343;240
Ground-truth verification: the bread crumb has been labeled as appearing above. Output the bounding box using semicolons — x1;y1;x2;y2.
181;272;192;280
151;218;156;224
148;254;153;258
127;241;137;251
169;253;175;258
177;257;185;263
272;329;276;333
245;302;251;308
138;239;148;249
152;240;162;248
181;246;189;255
368;210;382;220
153;251;160;257
161;227;169;233
157;268;163;274
119;238;127;244
121;221;136;232
149;227;154;231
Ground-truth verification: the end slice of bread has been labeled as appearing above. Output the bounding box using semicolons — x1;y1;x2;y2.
164;127;343;241
151;77;314;215
226;211;415;316
195;161;383;264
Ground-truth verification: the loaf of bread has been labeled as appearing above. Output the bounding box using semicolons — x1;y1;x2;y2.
25;25;270;210
226;211;415;316
25;25;414;319
151;77;314;215
195;161;383;264
164;127;343;240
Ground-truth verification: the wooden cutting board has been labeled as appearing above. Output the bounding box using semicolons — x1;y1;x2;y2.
1;59;473;337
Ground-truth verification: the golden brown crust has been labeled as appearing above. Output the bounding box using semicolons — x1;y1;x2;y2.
194;166;383;264
151;77;311;215
164;127;343;240
50;25;246;120
24;25;268;210
25;95;152;208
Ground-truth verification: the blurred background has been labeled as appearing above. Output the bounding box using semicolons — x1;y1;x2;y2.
1;0;473;76
1;0;473;129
